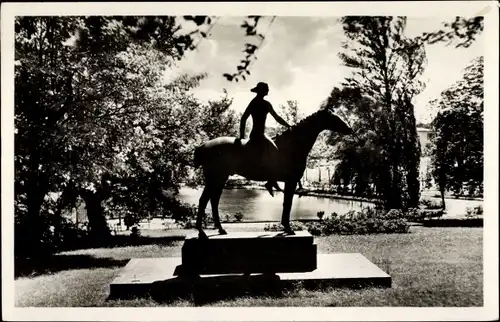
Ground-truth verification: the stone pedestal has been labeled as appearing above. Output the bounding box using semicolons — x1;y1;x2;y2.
109;254;392;299
109;230;392;300
178;231;317;275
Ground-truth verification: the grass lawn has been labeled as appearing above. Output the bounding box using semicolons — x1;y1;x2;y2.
14;226;483;307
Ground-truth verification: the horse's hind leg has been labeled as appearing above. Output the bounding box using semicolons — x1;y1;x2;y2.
196;185;211;239
281;180;297;235
210;177;229;235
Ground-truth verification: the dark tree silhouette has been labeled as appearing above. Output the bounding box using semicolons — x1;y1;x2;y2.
330;17;426;209
14;16;237;255
428;56;484;203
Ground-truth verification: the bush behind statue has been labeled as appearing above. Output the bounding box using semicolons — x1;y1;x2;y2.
264;221;308;232
265;208;410;236
312;208;410;236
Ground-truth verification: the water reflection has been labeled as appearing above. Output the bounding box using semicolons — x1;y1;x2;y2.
177;187;370;222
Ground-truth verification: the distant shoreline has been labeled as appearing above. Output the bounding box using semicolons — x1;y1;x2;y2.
184;183;380;204
182;183;483;203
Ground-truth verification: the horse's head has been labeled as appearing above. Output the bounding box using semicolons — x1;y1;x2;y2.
322;108;353;135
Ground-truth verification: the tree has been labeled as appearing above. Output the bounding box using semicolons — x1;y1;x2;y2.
279;100;303;125
326;88;384;197
198;90;239;139
419;16;484;49
14;16;212;252
428;56;483;203
330;17;426;209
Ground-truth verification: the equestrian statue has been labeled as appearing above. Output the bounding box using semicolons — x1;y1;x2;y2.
193;82;353;238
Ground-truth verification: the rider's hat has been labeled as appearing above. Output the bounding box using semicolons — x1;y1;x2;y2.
250;82;269;94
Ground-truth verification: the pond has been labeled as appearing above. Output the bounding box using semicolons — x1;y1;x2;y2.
176;187;484;222
177;187;371;222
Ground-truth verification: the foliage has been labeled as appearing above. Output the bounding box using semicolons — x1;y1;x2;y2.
130;226;141;238
418;17;483;49
264;221;307;232
419;209;445;220
123;212;141;229
405;207;425;222
161;197;198;226
14;16;239;256
305;208;411;236
428;56;483;201
317;211;325;221
329;17;425;209
266;100;305;138
15;16;191;246
419;198;443;210
279;100;303;125
416;122;432;129
465;205;483;219
234;212;244;222
15;205;92;257
220;212;245;223
198;90;239;139
223;16;275;82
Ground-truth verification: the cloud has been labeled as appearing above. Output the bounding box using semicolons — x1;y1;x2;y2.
172;16;484;124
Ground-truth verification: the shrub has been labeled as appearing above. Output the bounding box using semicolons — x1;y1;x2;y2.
420;209;445;219
130;225;141;237
234;212;244;222
124;212;141;229
166;198;198;229
420;198;443;210
15;211;92;257
264;221;307;232
405;207;426;222
220;212;244;223
317;211;325;221
465;205;483;219
221;212;232;223
304;207;410;236
306;221;323;236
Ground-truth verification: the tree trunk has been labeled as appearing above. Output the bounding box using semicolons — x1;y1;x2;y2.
21;175;50;257
407;168;421;208
81;190;110;244
440;189;446;210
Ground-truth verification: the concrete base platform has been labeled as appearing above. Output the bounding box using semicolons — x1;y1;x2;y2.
110;254;391;300
181;231;317;275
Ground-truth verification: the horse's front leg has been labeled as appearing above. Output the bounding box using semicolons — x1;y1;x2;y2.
210;179;228;235
281;180;297;235
196;185;211;239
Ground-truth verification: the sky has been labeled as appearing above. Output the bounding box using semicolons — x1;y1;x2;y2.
169;16;484;125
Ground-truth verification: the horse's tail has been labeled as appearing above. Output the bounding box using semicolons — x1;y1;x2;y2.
193;145;204;168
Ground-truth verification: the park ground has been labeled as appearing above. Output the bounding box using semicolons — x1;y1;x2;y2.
15;224;482;307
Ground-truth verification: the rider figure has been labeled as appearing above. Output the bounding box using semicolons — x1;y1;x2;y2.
239;82;291;197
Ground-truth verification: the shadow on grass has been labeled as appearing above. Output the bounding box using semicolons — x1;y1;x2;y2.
15;254;129;278
108;274;388;306
421;218;483;228
108;274;286;306
15;234;188;279
106;235;185;248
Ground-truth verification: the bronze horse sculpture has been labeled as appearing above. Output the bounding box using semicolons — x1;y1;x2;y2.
193;107;353;238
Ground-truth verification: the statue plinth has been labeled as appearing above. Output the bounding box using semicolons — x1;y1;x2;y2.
110;231;392;299
177;231;317;276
